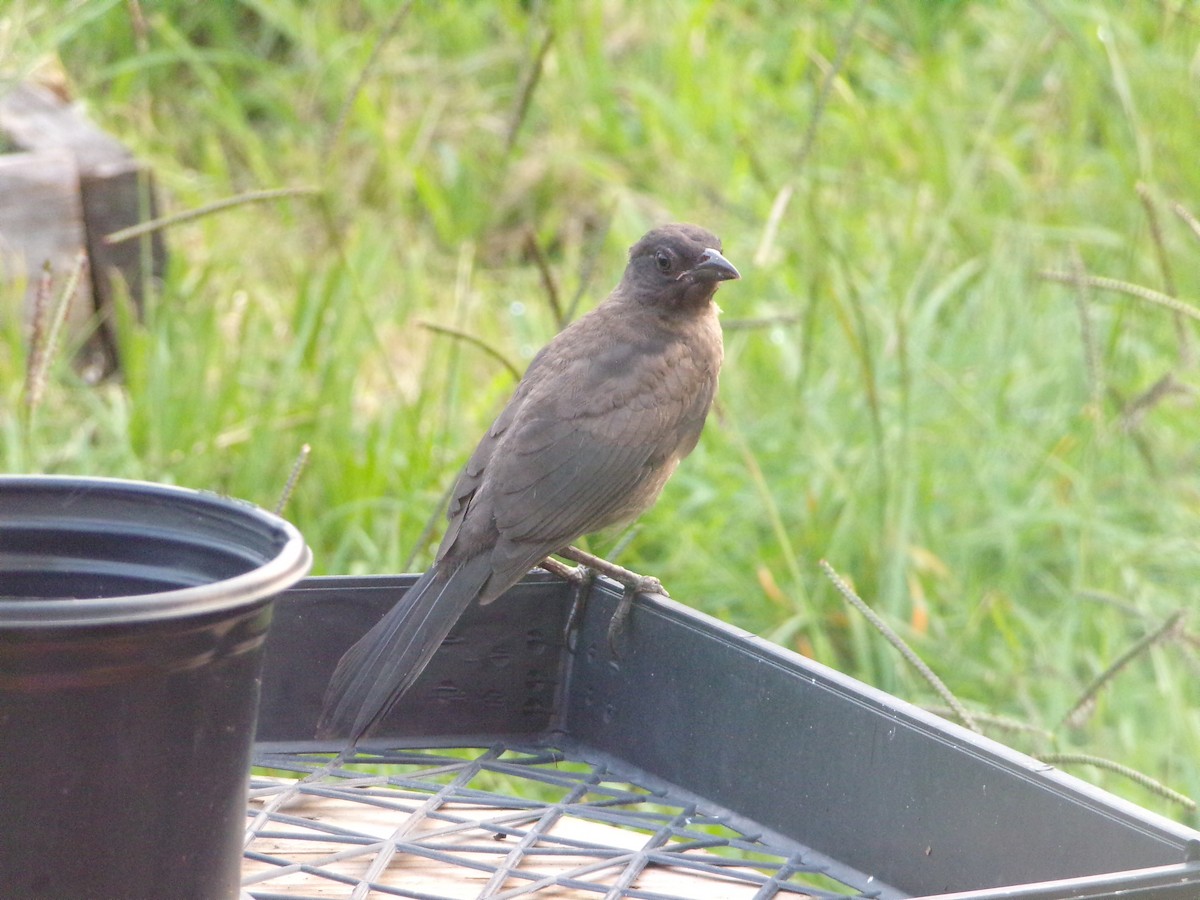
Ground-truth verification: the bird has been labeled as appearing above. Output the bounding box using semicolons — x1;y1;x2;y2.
317;223;740;744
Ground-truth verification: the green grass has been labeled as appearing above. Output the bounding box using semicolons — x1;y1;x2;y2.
4;0;1200;825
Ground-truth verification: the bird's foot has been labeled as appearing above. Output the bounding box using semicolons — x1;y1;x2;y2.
564;565;595;651
606;583;638;653
537;557;594;650
555;545;668;655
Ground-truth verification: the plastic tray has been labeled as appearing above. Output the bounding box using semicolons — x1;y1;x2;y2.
248;574;1200;899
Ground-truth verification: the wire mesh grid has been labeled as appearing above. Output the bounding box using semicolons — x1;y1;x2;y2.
243;744;881;900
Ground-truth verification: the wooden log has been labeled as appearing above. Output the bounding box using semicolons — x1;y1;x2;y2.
0;147;92;334
0;81;166;378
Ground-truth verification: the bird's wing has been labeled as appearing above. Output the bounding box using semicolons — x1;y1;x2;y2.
487;335;718;547
440;376;533;554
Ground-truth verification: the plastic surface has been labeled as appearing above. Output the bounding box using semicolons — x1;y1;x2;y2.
0;476;311;900
0;475;311;624
257;575;1200;900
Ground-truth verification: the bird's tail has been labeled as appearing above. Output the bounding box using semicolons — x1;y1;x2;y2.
316;555;491;745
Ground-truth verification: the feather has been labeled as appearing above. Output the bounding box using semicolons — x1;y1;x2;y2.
316;553;492;742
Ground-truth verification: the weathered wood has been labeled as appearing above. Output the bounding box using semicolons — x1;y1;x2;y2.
0;81;166;377
79;161;165;372
0;148;93;332
0;82;132;171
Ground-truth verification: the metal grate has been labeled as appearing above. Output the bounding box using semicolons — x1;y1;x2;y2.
243;744;878;900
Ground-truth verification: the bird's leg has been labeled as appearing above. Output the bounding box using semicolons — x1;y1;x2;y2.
554;545;668;652
537;557;594;650
554;545;668;596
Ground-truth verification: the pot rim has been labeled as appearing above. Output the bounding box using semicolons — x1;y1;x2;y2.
0;475;312;627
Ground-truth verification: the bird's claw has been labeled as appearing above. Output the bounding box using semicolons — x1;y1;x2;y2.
605;573;668;655
563;565;595;651
631;574;667;597
548;545;668;656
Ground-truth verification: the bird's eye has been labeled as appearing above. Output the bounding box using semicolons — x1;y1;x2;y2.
655;250;671;272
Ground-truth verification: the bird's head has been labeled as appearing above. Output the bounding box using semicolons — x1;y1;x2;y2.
621;223;740;312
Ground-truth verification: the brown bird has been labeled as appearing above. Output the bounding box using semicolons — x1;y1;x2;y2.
317;223;740;744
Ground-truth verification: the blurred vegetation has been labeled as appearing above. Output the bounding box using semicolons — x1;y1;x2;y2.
3;0;1199;824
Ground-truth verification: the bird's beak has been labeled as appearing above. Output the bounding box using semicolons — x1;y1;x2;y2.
686;248;741;282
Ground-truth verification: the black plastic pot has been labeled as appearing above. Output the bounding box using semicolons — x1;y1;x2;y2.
0;476;311;900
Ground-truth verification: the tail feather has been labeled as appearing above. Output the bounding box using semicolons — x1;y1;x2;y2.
316;554;492;743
